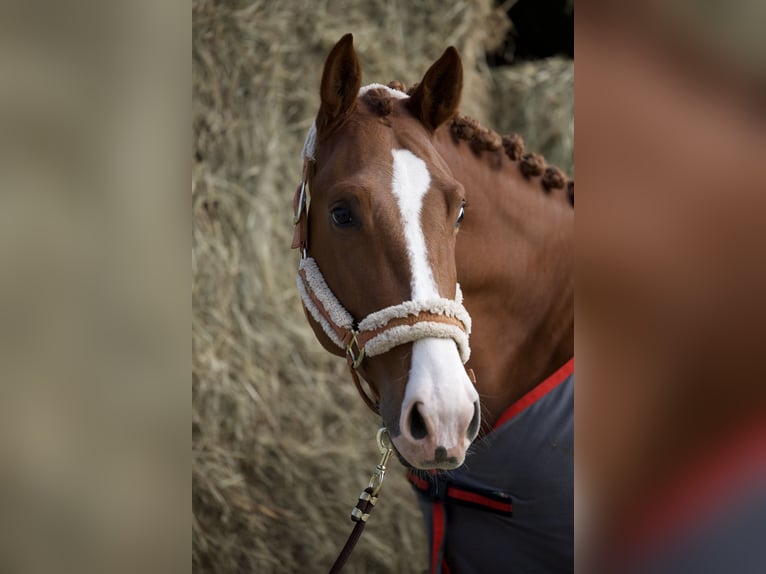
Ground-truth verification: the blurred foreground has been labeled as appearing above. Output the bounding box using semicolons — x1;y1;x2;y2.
576;3;766;572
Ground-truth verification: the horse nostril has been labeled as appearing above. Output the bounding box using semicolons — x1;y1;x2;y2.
408;403;429;440
466;400;480;440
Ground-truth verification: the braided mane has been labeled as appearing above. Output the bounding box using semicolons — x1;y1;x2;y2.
360;82;574;207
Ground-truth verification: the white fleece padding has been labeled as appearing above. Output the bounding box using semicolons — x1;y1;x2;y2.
358;295;470;333
366;322;471;363
358;83;409;99
297;258;354;349
296;257;471;361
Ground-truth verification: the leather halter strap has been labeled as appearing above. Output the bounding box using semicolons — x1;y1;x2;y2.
291;160;309;254
299;266;468;353
298;265;471;414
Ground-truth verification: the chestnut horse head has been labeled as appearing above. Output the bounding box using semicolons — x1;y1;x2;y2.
293;34;479;469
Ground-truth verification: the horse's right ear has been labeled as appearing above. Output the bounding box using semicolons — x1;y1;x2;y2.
316;34;362;133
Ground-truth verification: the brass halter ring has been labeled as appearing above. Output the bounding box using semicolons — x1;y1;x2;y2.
345;330;365;369
376;427;392;454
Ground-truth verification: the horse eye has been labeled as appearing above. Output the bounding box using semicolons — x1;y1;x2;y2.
331;205;355;227
456;205;465;227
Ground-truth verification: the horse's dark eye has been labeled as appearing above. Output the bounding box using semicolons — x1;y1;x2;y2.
331;206;355;227
456;205;465;227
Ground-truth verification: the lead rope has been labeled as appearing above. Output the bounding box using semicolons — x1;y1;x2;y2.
329;428;394;574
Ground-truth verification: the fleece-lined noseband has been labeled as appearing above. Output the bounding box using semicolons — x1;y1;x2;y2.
291;151;474;414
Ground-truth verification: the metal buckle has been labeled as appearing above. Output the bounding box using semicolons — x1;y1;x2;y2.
345;330;365;369
293;180;306;225
368;428;394;496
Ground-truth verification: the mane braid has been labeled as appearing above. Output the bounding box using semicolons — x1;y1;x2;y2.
542;166;567;192
361;87;395;116
355;80;574;208
502;134;525;161
450;116;502;153
519;152;545;178
448;115;571;201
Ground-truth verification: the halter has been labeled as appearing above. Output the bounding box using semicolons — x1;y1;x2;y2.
291;155;474;414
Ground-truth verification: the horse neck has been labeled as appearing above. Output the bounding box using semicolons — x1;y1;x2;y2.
434;127;574;429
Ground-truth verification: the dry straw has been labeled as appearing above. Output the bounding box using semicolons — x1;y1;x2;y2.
192;1;572;572
491;58;574;175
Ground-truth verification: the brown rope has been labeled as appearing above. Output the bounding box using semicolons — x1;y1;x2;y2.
328;486;378;573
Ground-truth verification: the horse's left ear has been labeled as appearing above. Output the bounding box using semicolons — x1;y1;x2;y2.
408;47;463;131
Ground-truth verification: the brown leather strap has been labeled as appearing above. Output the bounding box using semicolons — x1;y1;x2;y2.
346;354;381;413
299;267;381;413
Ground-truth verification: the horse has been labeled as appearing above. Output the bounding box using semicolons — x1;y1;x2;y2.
292;34;574;573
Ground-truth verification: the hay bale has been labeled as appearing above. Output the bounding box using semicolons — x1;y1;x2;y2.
490;58;574;175
192;1;511;572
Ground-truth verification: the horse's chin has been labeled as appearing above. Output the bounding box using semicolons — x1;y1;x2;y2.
392;444;464;471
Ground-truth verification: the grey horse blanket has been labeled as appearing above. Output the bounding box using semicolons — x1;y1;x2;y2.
408;358;574;573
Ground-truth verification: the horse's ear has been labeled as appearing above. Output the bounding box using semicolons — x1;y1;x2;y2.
317;33;362;132
408;47;463;131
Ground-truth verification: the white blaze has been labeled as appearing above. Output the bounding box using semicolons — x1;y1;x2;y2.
391;149;438;300
390;148;478;467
